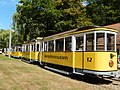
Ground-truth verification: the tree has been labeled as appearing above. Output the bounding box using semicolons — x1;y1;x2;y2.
13;0;92;41
0;29;22;49
0;30;9;49
86;0;120;25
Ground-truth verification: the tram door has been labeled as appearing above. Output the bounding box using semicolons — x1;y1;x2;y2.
74;35;84;70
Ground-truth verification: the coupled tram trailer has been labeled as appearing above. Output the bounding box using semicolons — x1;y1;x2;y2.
11;26;118;78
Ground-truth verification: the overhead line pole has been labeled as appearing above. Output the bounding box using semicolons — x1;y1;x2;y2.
8;26;12;58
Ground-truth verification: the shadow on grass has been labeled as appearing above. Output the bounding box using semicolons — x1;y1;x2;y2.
39;67;112;85
20;60;112;85
69;74;112;85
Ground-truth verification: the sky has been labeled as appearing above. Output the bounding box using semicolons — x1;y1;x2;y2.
0;0;19;30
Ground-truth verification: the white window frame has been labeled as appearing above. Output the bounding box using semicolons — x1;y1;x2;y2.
64;36;72;51
74;34;84;51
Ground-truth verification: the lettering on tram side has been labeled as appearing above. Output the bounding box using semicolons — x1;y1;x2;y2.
44;55;68;60
87;57;92;62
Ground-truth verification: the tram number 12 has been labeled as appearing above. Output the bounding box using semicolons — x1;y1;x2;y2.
87;57;92;62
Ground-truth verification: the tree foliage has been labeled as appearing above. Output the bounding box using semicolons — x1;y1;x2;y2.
13;0;92;41
86;0;120;25
12;0;120;43
0;30;20;49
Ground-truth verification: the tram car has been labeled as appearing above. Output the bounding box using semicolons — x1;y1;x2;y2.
21;37;43;63
10;46;22;58
20;26;117;77
39;26;117;77
4;48;10;56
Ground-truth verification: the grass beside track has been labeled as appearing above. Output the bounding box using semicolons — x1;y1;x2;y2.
0;54;87;90
0;54;116;90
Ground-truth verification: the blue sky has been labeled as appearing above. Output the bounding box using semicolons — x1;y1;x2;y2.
0;0;19;30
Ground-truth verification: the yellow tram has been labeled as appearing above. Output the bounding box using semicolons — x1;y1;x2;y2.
12;26;117;77
21;37;43;63
39;26;118;77
11;46;22;58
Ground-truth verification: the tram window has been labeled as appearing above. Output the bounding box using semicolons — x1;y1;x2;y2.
34;44;36;51
25;45;26;51
56;38;64;51
96;33;105;51
36;44;39;51
31;44;33;51
19;47;22;52
44;42;48;51
48;40;54;51
16;47;19;52
22;46;25;52
26;45;29;51
28;45;30;52
86;33;94;51
65;37;72;51
76;36;83;51
41;43;43;51
107;34;115;51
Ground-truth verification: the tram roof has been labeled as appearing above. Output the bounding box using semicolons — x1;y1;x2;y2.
23;37;43;44
43;25;117;40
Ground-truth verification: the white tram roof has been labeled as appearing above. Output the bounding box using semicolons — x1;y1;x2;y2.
23;37;43;44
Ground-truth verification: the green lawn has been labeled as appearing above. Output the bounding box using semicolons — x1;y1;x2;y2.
0;54;111;90
0;54;86;90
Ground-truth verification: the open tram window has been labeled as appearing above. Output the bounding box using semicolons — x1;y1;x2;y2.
36;44;40;51
16;47;18;52
18;47;22;52
48;40;54;51
22;45;25;52
44;42;48;51
86;33;94;51
107;33;115;51
34;44;36;52
76;36;83;51
26;45;29;52
41;43;43;51
96;33;105;51
65;37;72;51
56;38;64;51
28;45;30;52
31;44;34;51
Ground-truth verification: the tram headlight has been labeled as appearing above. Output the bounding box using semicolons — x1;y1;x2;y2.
109;60;114;67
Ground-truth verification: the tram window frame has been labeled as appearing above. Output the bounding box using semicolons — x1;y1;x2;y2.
36;43;40;51
22;45;25;52
34;44;36;52
55;38;64;51
41;43;43;51
48;40;54;51
107;33;115;51
16;47;18;52
28;44;30;52
65;37;72;51
76;35;84;51
27;44;29;52
31;44;33;51
86;33;94;51
25;45;27;51
18;47;22;52
25;45;28;52
96;33;105;51
44;42;48;51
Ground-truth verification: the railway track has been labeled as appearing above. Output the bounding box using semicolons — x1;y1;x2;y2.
103;77;120;86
